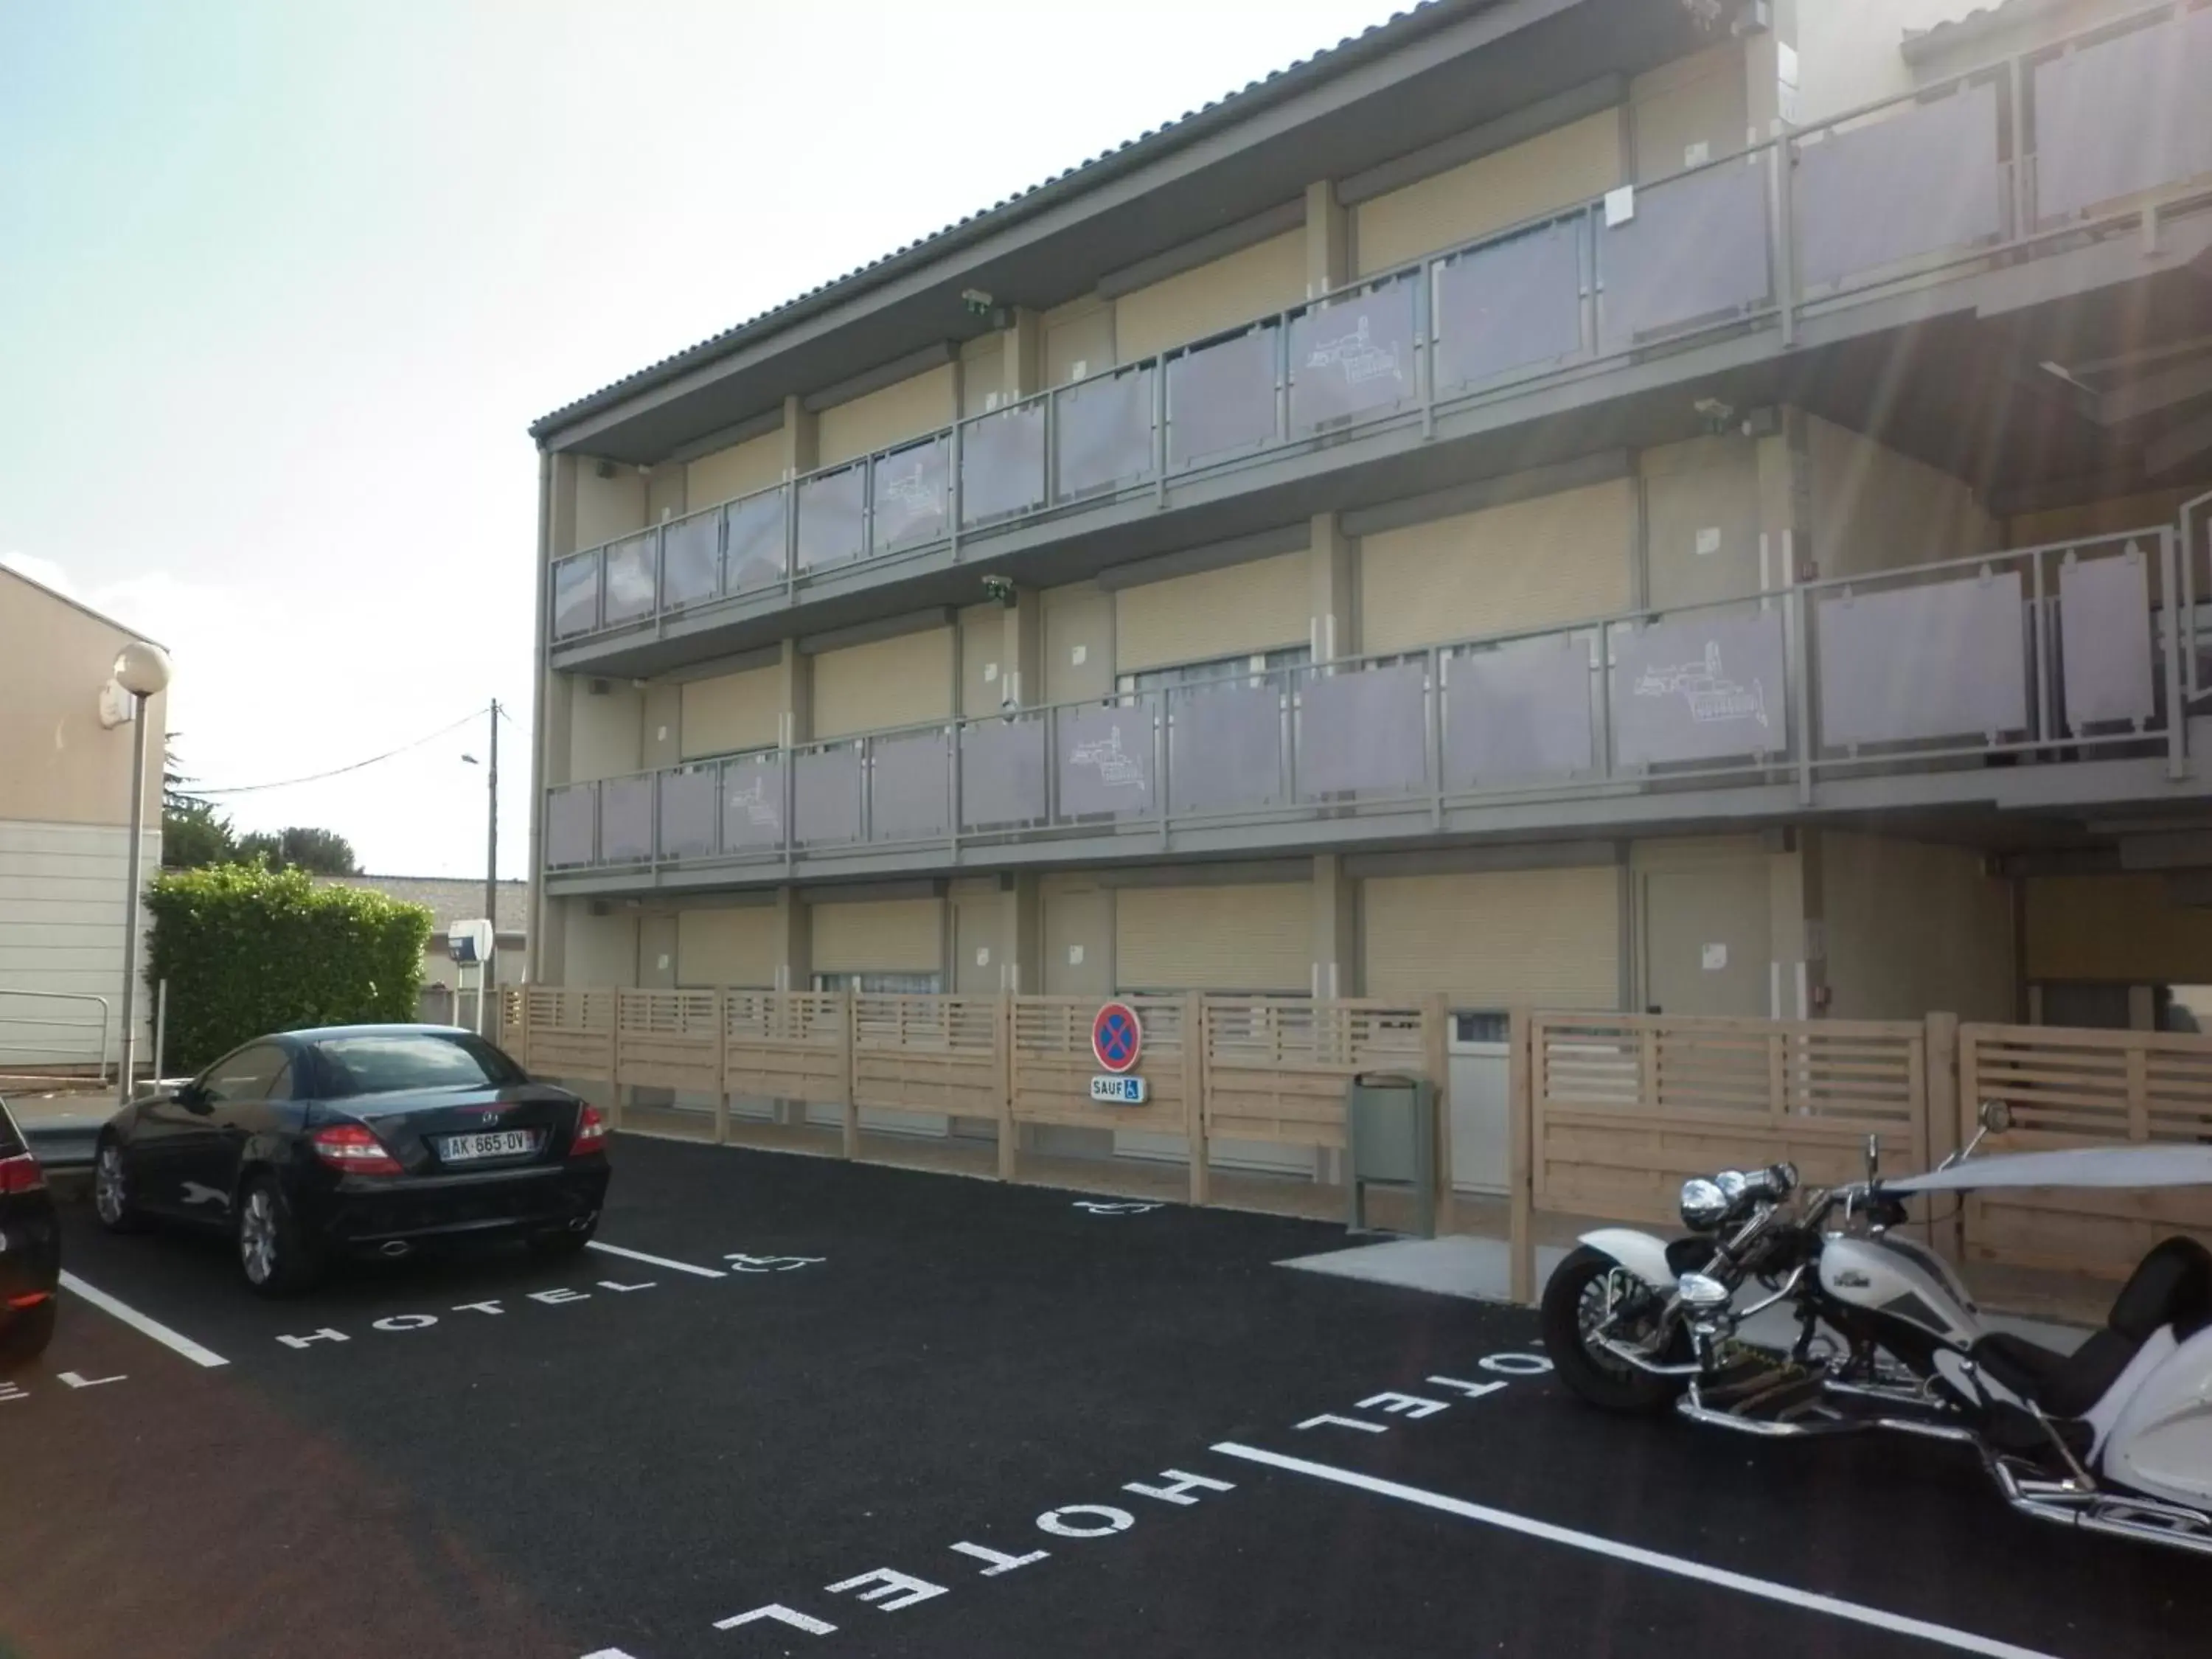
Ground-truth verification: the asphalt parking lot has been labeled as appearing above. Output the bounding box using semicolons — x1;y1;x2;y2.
5;1135;2210;1659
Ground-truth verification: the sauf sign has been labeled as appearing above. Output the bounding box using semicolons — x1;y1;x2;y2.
1088;1001;1146;1105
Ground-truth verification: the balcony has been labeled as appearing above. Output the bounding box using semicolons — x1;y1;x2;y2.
549;8;2212;672
543;525;2210;891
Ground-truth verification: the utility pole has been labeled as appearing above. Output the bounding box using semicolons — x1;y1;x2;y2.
484;698;499;1032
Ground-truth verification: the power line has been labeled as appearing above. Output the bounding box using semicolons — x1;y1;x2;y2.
195;706;490;796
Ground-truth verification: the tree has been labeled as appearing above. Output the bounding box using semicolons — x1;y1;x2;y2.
235;825;361;875
163;800;237;869
161;736;237;869
145;864;431;1073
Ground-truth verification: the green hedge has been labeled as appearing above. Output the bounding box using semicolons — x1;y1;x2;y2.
145;865;434;1075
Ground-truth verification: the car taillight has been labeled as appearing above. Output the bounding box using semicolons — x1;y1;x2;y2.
311;1123;403;1176
569;1102;607;1158
0;1151;44;1195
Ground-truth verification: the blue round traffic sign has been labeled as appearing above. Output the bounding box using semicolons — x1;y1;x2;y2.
1091;1001;1144;1074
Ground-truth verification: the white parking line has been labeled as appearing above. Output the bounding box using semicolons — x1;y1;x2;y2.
1209;1443;2062;1659
583;1239;727;1279
59;1270;230;1369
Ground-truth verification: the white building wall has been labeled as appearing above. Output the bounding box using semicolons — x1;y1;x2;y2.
0;818;159;1070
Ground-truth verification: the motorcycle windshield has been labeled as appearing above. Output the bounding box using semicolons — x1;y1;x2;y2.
1884;1144;2212;1195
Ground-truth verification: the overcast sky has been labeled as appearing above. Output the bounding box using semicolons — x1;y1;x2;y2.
1;0;1394;878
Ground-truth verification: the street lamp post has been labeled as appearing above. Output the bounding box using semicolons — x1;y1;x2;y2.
112;641;171;1098
462;698;500;1034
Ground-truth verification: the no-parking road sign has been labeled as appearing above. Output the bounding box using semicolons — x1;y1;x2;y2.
1091;1001;1144;1074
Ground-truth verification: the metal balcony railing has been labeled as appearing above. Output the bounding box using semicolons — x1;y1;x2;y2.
547;6;2212;650
543;526;2197;874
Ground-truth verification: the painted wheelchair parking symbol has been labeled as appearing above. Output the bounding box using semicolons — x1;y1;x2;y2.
1091;1002;1143;1073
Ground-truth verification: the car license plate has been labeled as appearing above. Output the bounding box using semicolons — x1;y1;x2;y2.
437;1129;538;1163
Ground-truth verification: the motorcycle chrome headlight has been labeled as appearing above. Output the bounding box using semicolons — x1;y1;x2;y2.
1679;1177;1731;1232
1714;1169;1750;1205
1677;1271;1731;1312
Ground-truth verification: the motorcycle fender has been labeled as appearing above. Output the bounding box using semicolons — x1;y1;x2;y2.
1577;1228;1679;1295
2102;1322;2212;1509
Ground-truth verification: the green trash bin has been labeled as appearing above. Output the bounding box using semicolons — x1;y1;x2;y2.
1345;1071;1436;1237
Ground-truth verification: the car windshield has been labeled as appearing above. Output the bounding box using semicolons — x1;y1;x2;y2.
310;1032;525;1098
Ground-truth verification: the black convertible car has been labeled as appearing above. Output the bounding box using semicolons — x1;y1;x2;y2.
94;1025;611;1295
0;1095;60;1363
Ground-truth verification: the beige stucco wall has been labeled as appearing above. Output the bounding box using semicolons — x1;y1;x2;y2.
810;627;955;738
1355;109;1624;276
568;678;643;782
1363;867;1620;1008
811;897;945;975
685;429;785;508
1807;414;1993;579
1360;479;1633;653
1114;549;1311;674
563;905;639;988
1631;40;1747;178
0;569;167;828
1042;582;1116;701
1044;296;1117;384
1823;831;2015;1022
1113;229;1307;363
675;906;779;987
1115;882;1309;992
571;464;647;554
2026;874;2212;984
816;364;956;467
680;667;782;759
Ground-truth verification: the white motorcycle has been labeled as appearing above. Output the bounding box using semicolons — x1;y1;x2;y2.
1541;1104;2212;1559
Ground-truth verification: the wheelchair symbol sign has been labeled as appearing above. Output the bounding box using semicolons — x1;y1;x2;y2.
1091;1002;1143;1074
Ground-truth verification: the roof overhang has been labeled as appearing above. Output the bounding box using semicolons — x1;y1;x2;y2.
533;0;1710;462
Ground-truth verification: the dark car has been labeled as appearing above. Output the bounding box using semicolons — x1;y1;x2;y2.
94;1025;610;1295
0;1095;60;1363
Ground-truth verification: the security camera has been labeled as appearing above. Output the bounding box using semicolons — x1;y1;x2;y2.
1693;397;1736;435
961;288;995;317
981;574;1017;608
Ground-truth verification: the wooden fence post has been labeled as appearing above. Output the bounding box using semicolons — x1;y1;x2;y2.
605;992;625;1130
1509;1006;1536;1306
998;992;1018;1181
1422;993;1454;1236
1186;990;1210;1206
840;992;860;1160
1924;1011;1961;1262
712;990;730;1147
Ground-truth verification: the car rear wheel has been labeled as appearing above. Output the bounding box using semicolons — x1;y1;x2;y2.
0;1300;56;1368
237;1175;321;1296
93;1137;142;1234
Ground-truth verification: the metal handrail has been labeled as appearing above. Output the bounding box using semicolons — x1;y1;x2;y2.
546;526;2182;872
547;4;2212;654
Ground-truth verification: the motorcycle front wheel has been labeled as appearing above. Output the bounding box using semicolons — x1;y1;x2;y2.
1541;1245;1685;1414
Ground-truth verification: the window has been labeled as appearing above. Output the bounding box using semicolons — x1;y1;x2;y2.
1118;645;1310;695
201;1044;293;1105
813;972;943;995
309;1032;526;1098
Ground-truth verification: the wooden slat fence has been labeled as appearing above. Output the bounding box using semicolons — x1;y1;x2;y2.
1959;1023;2212;1277
850;994;1005;1119
1009;992;1203;1192
522;987;616;1082
498;989;529;1065
723;991;847;1105
1531;1013;1927;1228
1203;998;1427;1152
614;990;723;1094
